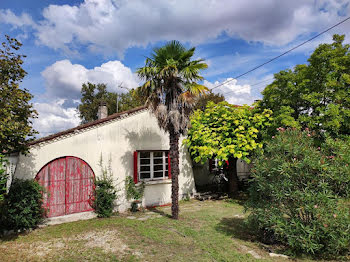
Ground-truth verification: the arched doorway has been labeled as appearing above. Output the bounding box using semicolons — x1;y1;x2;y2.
35;156;95;218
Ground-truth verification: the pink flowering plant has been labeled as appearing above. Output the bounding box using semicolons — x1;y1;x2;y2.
246;128;350;258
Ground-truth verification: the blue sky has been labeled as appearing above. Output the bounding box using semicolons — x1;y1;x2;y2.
0;0;349;136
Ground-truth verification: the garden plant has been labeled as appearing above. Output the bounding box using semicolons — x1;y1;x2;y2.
246;128;350;258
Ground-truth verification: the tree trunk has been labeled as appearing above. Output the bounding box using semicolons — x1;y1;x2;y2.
169;126;180;219
227;157;239;197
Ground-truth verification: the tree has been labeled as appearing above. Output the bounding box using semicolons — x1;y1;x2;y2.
0;35;37;154
259;34;350;139
137;40;208;219
185;101;272;195
77;82;146;123
118;87;147;112
193;91;225;111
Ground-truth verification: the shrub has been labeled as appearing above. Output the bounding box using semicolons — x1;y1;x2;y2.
246;128;350;257
93;177;117;218
125;176;144;201
322;136;350;198
1;179;45;232
125;176;145;212
0;154;8;203
93;155;118;218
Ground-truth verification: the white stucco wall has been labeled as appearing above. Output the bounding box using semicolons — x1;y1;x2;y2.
14;109;196;212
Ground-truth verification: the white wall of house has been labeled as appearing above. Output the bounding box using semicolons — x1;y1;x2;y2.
14;109;196;212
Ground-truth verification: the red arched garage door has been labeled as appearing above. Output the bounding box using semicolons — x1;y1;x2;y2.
35;156;95;218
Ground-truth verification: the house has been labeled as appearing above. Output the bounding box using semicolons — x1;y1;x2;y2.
10;105;250;218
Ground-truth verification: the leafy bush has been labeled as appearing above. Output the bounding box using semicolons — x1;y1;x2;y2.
322;136;350;198
0;154;8;202
93;156;118;218
246;128;350;257
125;176;145;212
93;177;117;218
1;179;45;232
125;176;144;201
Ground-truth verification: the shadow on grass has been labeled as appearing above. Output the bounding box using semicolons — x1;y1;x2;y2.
215;217;255;242
0;231;24;242
147;207;172;219
216;217;291;257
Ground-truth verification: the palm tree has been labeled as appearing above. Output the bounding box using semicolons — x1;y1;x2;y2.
137;41;208;219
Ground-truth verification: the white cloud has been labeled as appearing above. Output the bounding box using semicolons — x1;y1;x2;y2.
0;9;35;28
41;59;139;100
205;78;258;105
1;0;349;55
33;59;139;137
33;99;80;137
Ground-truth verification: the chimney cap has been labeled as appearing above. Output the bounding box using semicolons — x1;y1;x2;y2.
99;101;107;106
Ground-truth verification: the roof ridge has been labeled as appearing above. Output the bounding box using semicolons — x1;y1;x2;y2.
29;106;147;146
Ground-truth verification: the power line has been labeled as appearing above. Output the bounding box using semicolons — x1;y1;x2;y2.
210;15;350;91
219;78;274;96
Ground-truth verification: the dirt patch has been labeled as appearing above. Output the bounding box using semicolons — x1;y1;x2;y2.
19;229;138;260
74;229;131;255
25;240;66;258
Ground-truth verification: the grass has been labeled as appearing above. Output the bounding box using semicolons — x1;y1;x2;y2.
0;199;313;262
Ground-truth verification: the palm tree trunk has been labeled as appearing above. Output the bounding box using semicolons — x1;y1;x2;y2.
169;125;180;219
227;157;239;197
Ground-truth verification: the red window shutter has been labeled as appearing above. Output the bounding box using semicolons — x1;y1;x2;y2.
168;152;171;179
225;160;229;169
209;159;213;172
133;151;138;184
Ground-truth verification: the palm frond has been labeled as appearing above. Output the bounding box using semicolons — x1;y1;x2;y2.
137;40;208;134
186;83;209;96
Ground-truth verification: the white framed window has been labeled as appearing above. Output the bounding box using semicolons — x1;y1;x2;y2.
138;151;169;181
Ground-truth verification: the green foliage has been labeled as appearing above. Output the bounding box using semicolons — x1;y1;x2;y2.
259;34;350;138
137;40;209;135
0;154;8;202
322;135;350;198
93;156;118;218
1;179;45;232
193;91;225;111
0;35;37;154
186;101;272;165
246;128;350;257
118;87;147;112
77;82;146;123
125;176;145;201
94;178;117;218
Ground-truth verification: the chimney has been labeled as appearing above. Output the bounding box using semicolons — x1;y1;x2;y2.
97;101;108;119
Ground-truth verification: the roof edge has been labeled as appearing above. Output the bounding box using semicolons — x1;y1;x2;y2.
29;106;147;146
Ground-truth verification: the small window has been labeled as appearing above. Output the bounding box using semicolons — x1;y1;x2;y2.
209;158;219;172
138;151;169;181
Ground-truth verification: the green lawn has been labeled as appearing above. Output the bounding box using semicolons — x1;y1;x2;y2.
0;199;307;261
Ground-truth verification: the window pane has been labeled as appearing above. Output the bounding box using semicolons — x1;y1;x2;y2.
140;172;150;179
165;171;168;177
140;158;150;165
153;151;163;158
154;165;164;171
153;158;163;165
140;165;150;172
154;171;163;178
140;152;150;158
